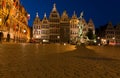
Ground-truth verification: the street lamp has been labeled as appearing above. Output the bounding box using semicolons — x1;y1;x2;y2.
112;37;115;45
23;29;26;33
97;37;100;39
0;18;2;25
112;37;115;40
57;36;60;43
0;18;2;22
57;36;60;39
36;35;39;38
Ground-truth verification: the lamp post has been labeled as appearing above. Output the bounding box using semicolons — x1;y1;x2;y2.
0;17;1;27
23;29;26;33
112;37;115;45
0;18;2;23
23;29;27;42
0;18;2;43
57;36;60;43
97;37;101;46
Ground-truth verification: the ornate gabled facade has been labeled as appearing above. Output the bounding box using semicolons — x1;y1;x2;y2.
60;10;70;43
81;18;88;37
49;3;60;43
96;22;120;45
105;22;115;45
70;11;79;43
88;18;95;34
41;13;49;43
0;0;30;43
96;22;120;46
32;3;96;44
115;24;120;45
33;12;41;42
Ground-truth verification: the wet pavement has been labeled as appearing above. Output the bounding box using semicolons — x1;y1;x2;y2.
0;43;120;78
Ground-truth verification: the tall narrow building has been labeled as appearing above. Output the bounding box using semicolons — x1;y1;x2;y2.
105;22;115;45
70;11;79;43
81;18;88;37
49;3;60;43
32;12;41;42
88;18;95;34
41;13;49;43
60;10;70;43
115;24;120;45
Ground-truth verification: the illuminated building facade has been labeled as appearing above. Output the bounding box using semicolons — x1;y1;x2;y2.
49;3;60;43
32;13;41;42
41;13;49;43
69;12;95;44
60;11;70;43
115;24;120;45
33;13;50;43
105;22;120;45
32;3;95;44
81;18;88;37
96;22;120;45
70;11;79;43
88;19;95;34
105;22;115;45
0;0;30;43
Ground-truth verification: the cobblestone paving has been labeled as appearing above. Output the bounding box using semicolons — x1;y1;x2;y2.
0;44;120;78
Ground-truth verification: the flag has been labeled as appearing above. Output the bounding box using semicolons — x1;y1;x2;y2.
27;14;30;20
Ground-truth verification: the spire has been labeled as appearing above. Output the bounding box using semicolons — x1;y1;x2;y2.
74;11;76;16
80;11;84;19
36;12;39;17
88;18;93;24
52;3;57;11
88;18;95;31
44;13;46;18
63;10;67;14
72;11;77;19
62;10;67;16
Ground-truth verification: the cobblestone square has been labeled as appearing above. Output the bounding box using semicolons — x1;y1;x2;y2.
0;43;120;78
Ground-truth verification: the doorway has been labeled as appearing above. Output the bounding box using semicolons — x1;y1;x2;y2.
6;33;10;42
0;32;3;42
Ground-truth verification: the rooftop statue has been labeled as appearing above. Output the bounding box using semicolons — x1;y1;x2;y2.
78;11;84;38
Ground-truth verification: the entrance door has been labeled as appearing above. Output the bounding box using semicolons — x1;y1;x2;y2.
6;34;10;42
0;32;3;42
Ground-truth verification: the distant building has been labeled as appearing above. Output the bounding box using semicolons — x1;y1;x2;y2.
32;3;95;44
96;22;120;45
0;0;30;43
105;22;115;45
60;11;70;43
115;24;120;45
88;19;95;34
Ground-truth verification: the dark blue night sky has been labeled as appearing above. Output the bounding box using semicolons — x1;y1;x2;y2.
20;0;120;28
